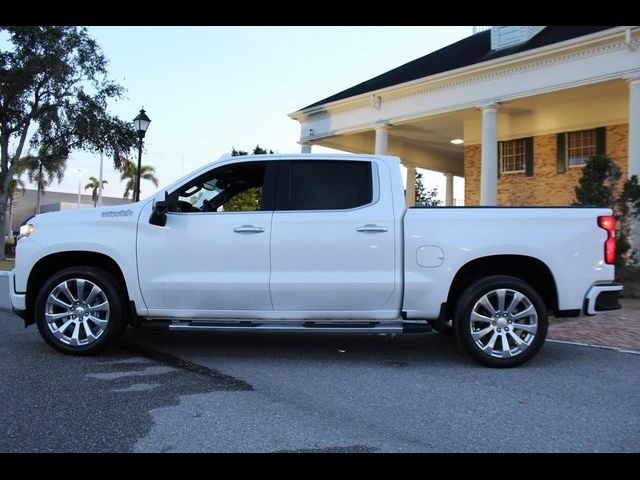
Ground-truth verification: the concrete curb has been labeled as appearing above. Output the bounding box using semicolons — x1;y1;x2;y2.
0;270;10;277
547;339;640;355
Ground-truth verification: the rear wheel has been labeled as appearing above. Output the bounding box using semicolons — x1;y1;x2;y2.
453;275;547;368
35;266;127;355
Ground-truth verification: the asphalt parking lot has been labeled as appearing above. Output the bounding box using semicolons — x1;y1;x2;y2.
1;277;639;453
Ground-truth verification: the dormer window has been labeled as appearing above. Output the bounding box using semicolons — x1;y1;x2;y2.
491;26;545;50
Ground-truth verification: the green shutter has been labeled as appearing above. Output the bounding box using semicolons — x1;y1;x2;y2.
525;137;534;177
497;141;501;178
557;133;566;173
596;126;606;156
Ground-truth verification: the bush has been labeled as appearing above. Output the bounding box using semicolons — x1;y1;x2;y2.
573;154;640;266
4;235;15;256
617;265;640;298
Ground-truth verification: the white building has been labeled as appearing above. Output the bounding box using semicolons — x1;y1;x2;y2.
289;26;640;210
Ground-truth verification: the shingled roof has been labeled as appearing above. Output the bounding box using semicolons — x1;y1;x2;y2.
300;26;617;111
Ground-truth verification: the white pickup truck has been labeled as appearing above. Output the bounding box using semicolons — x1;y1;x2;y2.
9;154;622;367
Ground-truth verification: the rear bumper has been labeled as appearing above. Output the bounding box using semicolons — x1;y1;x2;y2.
584;282;623;315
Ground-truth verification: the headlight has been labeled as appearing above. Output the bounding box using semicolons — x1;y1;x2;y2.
17;224;34;241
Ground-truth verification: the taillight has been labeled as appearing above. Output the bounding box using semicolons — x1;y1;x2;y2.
597;215;616;265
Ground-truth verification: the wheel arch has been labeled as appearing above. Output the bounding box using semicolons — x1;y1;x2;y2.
26;251;130;326
446;255;558;320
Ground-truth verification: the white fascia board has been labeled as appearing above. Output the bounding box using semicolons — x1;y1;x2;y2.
302;46;639;144
289;26;634;120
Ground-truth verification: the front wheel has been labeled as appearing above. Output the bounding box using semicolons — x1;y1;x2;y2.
453;275;548;368
35;266;127;355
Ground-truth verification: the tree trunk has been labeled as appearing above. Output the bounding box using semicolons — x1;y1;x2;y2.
36;185;41;215
0;195;8;261
0;166;11;263
8;195;14;235
36;165;42;215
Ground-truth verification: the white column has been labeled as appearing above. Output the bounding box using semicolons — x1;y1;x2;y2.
301;143;312;154
480;104;498;205
627;77;640;264
629;78;640;178
374;122;389;155
444;173;454;206
405;166;416;207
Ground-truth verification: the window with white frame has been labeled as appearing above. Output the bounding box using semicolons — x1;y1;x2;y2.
567;129;596;167
500;139;526;173
491;26;545;50
494;27;522;47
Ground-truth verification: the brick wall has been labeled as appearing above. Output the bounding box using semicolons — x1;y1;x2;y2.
464;124;629;206
464;144;481;205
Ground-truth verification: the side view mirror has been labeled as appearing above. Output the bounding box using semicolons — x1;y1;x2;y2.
149;192;169;227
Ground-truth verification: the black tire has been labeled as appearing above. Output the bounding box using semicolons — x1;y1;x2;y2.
453;275;548;368
35;266;127;355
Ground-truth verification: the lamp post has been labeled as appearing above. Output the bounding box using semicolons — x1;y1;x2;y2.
76;169;84;209
133;108;151;202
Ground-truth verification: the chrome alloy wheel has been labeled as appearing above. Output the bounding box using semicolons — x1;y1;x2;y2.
469;288;538;359
44;278;110;346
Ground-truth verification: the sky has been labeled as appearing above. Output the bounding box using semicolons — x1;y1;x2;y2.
18;26;473;201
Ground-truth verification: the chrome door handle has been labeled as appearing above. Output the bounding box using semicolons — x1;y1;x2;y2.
233;225;265;233
356;224;388;233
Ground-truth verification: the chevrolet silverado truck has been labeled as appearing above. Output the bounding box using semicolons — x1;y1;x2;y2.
9;154;623;367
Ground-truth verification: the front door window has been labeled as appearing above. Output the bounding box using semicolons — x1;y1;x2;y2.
172;162;266;213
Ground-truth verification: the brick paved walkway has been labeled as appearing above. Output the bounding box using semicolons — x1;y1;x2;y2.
548;299;640;352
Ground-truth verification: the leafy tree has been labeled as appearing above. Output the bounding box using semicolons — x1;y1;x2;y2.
84;175;108;207
7;176;25;203
573;154;640;266
231;145;274;157
574;154;621;208
616;175;640;264
231;147;248;157
120;158;159;200
21;145;67;214
226;145;274;211
0;26;138;259
415;171;442;206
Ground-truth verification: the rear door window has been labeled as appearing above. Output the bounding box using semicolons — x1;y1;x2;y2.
279;160;373;211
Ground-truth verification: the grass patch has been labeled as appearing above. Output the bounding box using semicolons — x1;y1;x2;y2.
617;265;640;298
0;258;15;271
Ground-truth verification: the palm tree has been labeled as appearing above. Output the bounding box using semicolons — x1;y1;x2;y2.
8;157;28;202
21;146;67;214
84;176;108;207
120;158;159;200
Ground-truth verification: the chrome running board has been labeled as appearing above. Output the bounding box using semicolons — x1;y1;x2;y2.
141;320;431;334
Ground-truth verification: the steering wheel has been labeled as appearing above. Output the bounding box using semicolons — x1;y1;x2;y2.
176;200;195;213
201;199;214;212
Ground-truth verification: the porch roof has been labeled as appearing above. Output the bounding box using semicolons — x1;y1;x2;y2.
300;26;616;111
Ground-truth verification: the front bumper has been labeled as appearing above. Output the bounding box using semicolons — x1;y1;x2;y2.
8;270;30;325
584;282;623;315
